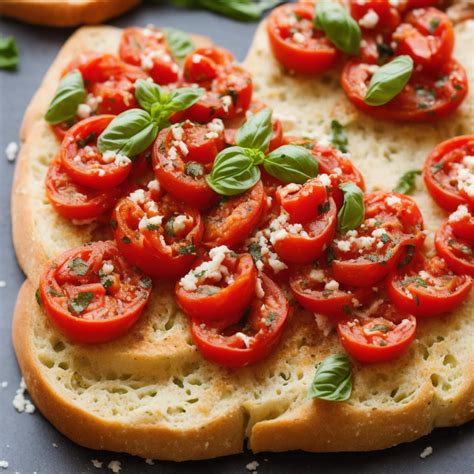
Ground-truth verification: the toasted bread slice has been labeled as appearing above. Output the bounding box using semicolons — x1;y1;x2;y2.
0;0;140;27
11;23;474;461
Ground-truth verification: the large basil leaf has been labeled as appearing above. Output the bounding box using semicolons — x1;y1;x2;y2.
308;353;352;402
45;70;86;125
235;108;273;152
337;182;365;233
166;87;205;114
164;27;195;59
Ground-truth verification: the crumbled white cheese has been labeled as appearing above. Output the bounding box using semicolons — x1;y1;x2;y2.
5;141;18;162
140;49;172;70
128;189;146;204
222;96;232;113
324;279;339;291
12;377;35;414
171;126;184;141
449;205;470;222
192;54;203;64
355;236;375;249
336;240;351;252
255;278;265;299
114;154;132;168
147;179;161;192
359;9;379;28
246;460;260;472
235;332;252;348
177;141;189;156
208;118;224;133
76;103;92;119
310;269;325;282
293;32;305;44
318;173;331;187
139;215;164;231
173;214;191;234
108;460;122;473
91;460;103;468
101;262;114;275
205;131;219;140
385;195;402;207
0;461;8;469
420;446;433;459
168;146;178;160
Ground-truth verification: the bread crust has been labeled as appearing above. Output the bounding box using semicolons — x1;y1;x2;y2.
10;24;474;461
0;0;141;27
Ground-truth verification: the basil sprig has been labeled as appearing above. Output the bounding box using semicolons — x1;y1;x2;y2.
337;182;365;233
314;2;361;55
98;80;204;157
0;35;19;70
364;55;414;106
45;70;86;125
308;353;352;402
164;28;195;59
206;109;318;196
393;169;421;195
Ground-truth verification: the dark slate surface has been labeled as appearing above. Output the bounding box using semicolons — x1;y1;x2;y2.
0;4;472;473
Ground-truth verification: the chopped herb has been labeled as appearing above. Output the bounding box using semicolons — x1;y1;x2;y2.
165;217;176;237
379;340;387;346
366;254;379;262
68;291;94;315
100;275;113;290
178;243;195;255
248;242;262;263
429;17;440;33
199;285;220;296
414;294;420;306
185;161;204;177
326;246;335;265
322;290;334;298
318;201;331;215
369;324;389;333
402;276;428;288
122;236;132;245
110;219;118;230
230;251;239;258
431;163;443;173
342;304;352;315
454;84;464;91
265;311;277;326
0;35;19;70
139;276;153;289
330;120;348;153
48;287;63;297
147;224;159;231
393;169;421;195
68;257;89;276
381;233;391;244
76;132;97;148
376;42;394;63
434;76;447;88
397;245;416;268
227;89;238;106
35;288;42;306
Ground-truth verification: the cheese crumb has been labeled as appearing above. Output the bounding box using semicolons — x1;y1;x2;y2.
145;459;155;465
449;205;470;222
76;103;92;119
246;460;260;471
147;180;161;192
6;141;18;162
235;332;252;348
420;446;433;459
101;263;114;275
12;377;35;414
128;189;146;204
385;195;402;207
108;460;122;473
324;280;339;291
359;9;379;28
91;459;103;468
0;461;8;469
255;278;265;299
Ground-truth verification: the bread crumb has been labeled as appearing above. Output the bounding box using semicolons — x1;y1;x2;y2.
420;446;433;459
108;460;122;473
145;459;154;465
91;459;103;468
246;460;259;471
5;142;18;162
0;461;8;469
12;377;35;414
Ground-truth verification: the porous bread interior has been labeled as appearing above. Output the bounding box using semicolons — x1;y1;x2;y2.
11;21;474;458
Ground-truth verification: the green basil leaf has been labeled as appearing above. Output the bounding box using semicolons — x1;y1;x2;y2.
393;169;421;195
166;86;205;114
164;27;195;59
98;109;158;157
0;35;19;70
364;55;414;106
338;182;365;233
235;108;273;152
206;146;261;196
308;353;352;401
135;79;168;112
314;2;361;55
44;70;86;125
264;145;318;184
330;120;348;153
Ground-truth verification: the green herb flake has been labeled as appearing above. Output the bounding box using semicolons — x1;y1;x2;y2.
178;243;196;255
68;257;89;276
0;35;19;70
185;161;204;177
369;324;390;333
68;291;94;315
393;169;421;195
139;276;153;289
330;120;348;153
122;236;132;245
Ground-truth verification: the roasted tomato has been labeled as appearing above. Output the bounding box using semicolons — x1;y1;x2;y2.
448;205;474;242
290;261;375;318
393;8;454;70
203;181;266;248
38;240;152;343
45;159;122;221
190;274;289;367
152;121;225;209
331;192;425;287
267;3;339;74
350;0;402;33
119;26;180;84
113;190;203;278
59;115;133;190
337;300;417;363
341;58;468;121
435;219;474;277
423;135;474;212
176;249;257;324
182;47;253;122
387;254;472;317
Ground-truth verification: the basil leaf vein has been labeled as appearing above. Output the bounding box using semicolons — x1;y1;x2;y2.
236;108;273;152
338;182;365;233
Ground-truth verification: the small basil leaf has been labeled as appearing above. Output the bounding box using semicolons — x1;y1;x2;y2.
0;35;19;70
164;27;195;59
264;145;318;184
314;2;361;55
235;108;273;152
98;109;158;157
364;55;414;106
338;182;365;233
206;146;261;196
393;170;421;195
45;70;86;125
330;120;348;153
166;87;205;114
135;79;167;112
308;353;352;402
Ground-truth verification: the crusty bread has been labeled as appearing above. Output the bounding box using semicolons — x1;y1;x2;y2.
0;0;140;27
11;22;474;461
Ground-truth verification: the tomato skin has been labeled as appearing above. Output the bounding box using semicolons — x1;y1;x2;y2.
190;274;289;367
45;159;122;220
183;47;233;84
175;253;257;324
350;0;402;33
267;3;339;74
435;220;474;277
38;241;152;344
423;135;474;212
341;58;468;122
337;304;417;363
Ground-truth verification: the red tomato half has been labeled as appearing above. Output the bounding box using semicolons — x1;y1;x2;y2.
423;135;474;212
45;159;122;221
113;191;203;278
267;3;339;74
341;58;468;121
176;251;257;324
38;240;152;343
59;115;134;190
387;254;472;317
191;274;289;367
337;300;417;363
350;0;401;33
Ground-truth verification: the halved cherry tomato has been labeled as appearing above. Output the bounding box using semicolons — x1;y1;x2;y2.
45;159;122;220
176;251;257;324
341;58;468;121
203;181;266;248
267;3;339;74
337;300;417;363
113;191;203;278
435;219;474;277
387;254;472;316
449;205;474;242
331;192;425;287
350;0;402;33
60;115;133;190
38;240;152;343
190;274;289;367
423;135;474;212
119;27;180;84
183;47;233;85
393;8;454;70
152;122;224;208
290;262;375;318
